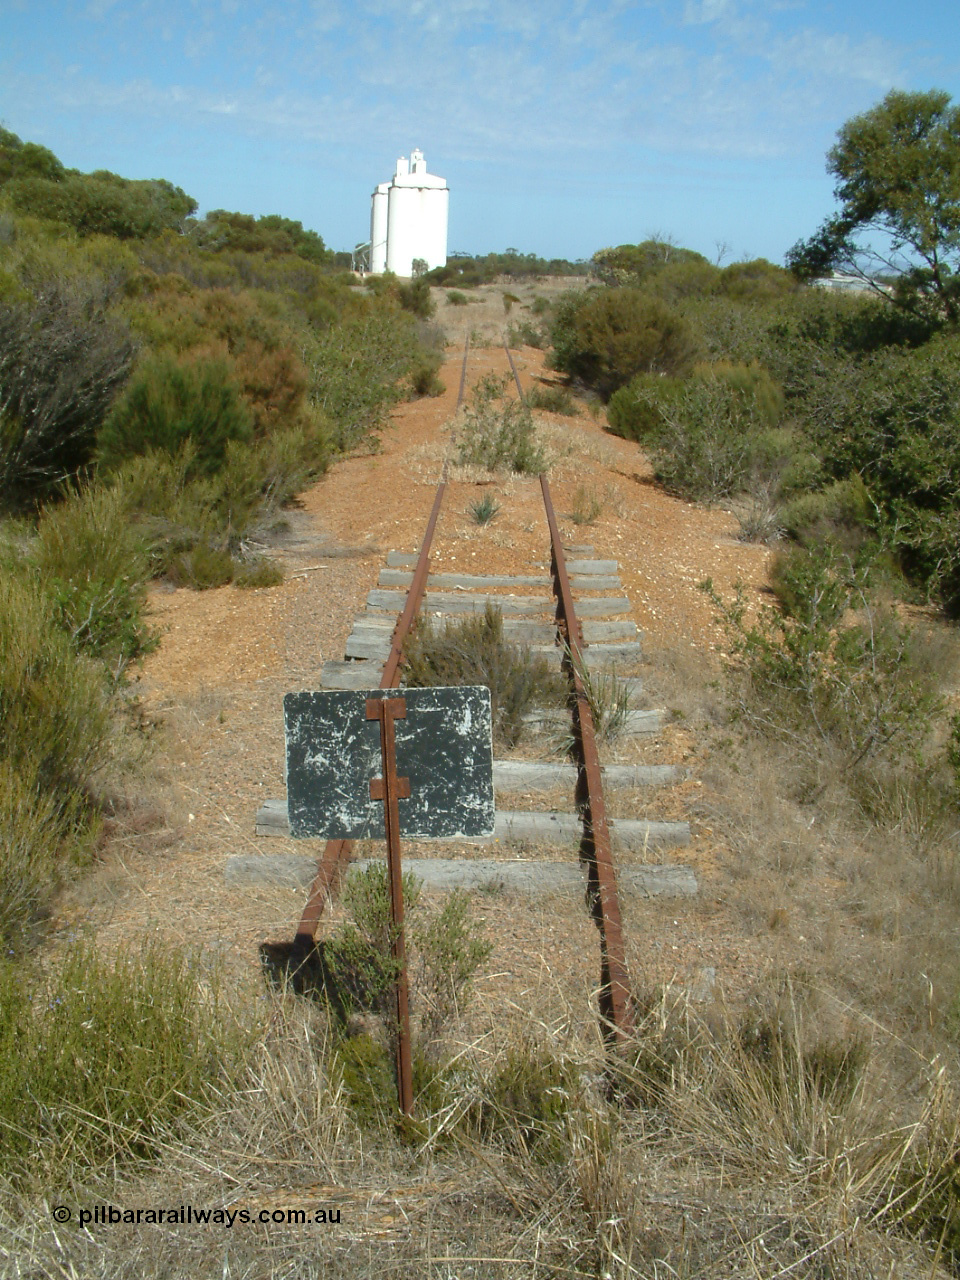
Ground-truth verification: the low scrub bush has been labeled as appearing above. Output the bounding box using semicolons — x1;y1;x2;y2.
0;763;82;952
703;547;942;773
506;318;546;349
306;310;429;453
781;474;875;554
402;604;566;748
263;862;490;1056
30;481;156;681
549;287;698;398
469;493;500;524
460;1041;578;1161
452;374;545;474
396;277;434;319
0;278;134;508
98;352;253;477
0;940;251;1179
0;573;116;943
526;384;578;415
113;419;328;587
0;572;113;806
606;372;686;443
407;348;445;398
610;362;781;431
607;362;794;503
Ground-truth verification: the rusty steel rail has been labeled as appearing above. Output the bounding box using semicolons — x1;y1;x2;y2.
456;332;470;409
294;337;475;940
503;339;525;401
291;342;633;1046
540;474;634;1042
294;478;447;941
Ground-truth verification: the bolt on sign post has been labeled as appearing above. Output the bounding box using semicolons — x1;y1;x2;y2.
283;685;495;1116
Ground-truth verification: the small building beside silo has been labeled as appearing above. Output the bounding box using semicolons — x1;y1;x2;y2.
369;149;448;277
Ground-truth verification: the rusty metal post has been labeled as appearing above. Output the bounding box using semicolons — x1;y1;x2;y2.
366;695;414;1117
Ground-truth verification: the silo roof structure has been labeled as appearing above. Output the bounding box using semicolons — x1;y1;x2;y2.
369;149;448;277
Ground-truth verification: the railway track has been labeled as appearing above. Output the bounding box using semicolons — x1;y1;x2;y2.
250;339;695;1045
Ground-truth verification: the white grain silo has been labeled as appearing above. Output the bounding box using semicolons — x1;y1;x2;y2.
370;181;390;274
369;148;448;277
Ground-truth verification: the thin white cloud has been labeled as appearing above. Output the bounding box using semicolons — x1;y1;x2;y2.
770;28;904;88
683;0;733;26
1;0;935;191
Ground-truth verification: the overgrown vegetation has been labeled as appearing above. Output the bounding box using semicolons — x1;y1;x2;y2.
0;126;444;589
703;548;943;776
452;373;545;474
0;128;447;945
526;383;578;415
401;604;566;748
0;940;251;1180
6;101;960;1277
540;164;960;614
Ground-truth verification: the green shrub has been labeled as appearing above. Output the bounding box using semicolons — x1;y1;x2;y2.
98;353;253;476
634;365;810;504
0;763;82;952
606;372;686;442
608;360;782;451
233;556;284;589
397;277;434;319
469;493;500;524
526;384;578;415
453;374;545;474
408;350;445;398
0;280;134;508
166;542;236;589
402;604;566;748
321;862;490;1046
306;310;427;453
703;548;942;771
592;239;711;289
718;258;799;303
31;482;156;680
446;290;469;306
506;318;545;349
781;474;875;553
0;573;112;805
0;940;250;1178
549;287;698;398
462;1042;577;1161
412;890;493;1042
113;420;328;587
650;379;767;501
331;1033;398;1127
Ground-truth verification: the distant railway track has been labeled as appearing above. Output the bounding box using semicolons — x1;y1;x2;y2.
258;338;692;1044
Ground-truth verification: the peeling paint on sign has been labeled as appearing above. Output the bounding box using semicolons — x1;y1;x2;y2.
283;686;495;839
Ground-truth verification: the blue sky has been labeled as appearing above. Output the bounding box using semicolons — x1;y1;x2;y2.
1;1;957;264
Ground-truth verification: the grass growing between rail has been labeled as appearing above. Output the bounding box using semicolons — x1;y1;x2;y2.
401;603;566;749
4;946;960;1277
